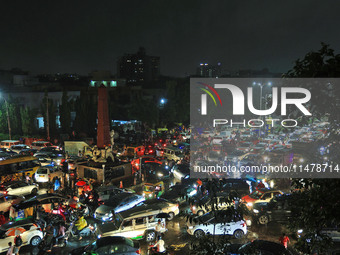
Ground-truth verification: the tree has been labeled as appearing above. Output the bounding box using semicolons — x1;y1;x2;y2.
284;43;340;254
59;90;72;134
20;106;36;136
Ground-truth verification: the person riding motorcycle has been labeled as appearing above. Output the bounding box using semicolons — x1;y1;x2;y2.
75;216;87;240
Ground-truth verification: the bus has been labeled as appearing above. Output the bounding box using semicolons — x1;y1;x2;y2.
0;156;41;181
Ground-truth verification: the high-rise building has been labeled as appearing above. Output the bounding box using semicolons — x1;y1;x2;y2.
117;47;160;85
196;62;222;78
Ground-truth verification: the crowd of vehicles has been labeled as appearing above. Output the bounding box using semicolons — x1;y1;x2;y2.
0;123;337;255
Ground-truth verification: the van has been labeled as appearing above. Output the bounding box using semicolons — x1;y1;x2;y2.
0;140;20;149
163;147;184;162
97;209;167;242
31;141;53;150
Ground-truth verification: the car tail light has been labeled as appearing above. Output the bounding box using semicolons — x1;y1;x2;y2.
136;248;141;254
241;222;246;227
163;144;166;147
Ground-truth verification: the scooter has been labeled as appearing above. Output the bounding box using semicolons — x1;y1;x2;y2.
147;243;169;255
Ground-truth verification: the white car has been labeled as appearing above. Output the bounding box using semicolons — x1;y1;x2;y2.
0;181;39;196
0;220;43;251
34;165;62;183
186;212;247;239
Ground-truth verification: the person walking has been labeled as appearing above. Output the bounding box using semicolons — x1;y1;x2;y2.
279;233;290;249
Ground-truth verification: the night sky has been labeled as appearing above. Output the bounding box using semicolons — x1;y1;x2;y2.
1;0;340;77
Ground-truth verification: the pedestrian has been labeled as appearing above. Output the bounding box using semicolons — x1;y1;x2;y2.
6;242;13;255
279;233;290;248
155;219;164;239
154;236;166;253
0;211;6;225
9;206;16;222
13;234;22;255
119;180;123;189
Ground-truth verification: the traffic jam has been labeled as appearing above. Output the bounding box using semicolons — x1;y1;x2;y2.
0;121;338;255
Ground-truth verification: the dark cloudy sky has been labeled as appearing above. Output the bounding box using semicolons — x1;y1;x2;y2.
1;0;340;76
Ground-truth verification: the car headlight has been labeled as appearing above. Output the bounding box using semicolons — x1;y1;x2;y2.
297;229;303;234
188;226;194;229
192;206;196;211
247;202;253;207
253;209;259;213
157;173;163;177
189;190;197;197
97;234;101;239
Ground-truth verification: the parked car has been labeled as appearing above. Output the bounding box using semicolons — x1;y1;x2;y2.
96;210;167;242
0;181;39;196
0;194;24;212
94;193;145;221
70;236;141;255
0;219;43;251
186;211;247;239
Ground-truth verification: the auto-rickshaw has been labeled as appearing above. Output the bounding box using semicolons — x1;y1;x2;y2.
143;181;165;199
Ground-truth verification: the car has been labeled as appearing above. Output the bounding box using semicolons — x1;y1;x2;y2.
96;185;134;202
251;194;296;225
144;164;171;181
219;179;252;197
160;182;197;203
186;211;247;239
0;181;39;196
0;148;17;156
96;210;167;242
0;194;24;212
189;192;233;216
34;165;62;183
30;141;53;150
0;219;43;251
94;193;145;221
133;198;179;220
171;163;190;181
15;193;70;213
10;144;31;154
70;236;141;255
241;190;284;207
19;148;38;156
225;150;249;163
237;240;295;254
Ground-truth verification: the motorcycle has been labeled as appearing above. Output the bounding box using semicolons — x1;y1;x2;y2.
147;243;169;255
